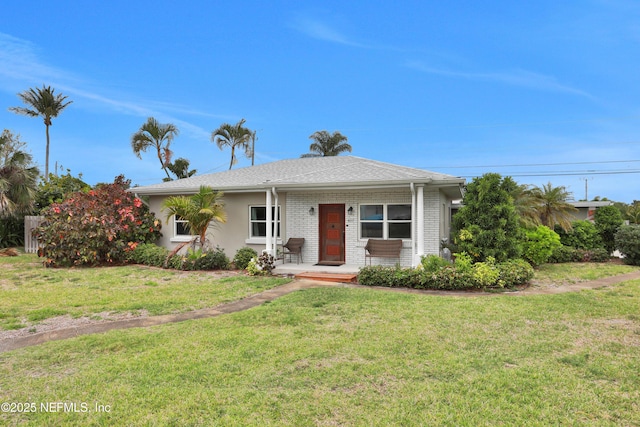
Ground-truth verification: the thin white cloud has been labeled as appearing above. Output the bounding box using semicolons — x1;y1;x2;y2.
407;61;595;99
290;16;370;48
0;32;225;140
0;33;78;85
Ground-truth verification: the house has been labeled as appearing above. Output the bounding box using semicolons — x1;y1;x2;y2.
131;156;465;268
570;201;614;222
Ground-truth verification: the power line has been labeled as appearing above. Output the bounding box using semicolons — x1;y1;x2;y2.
425;159;640;169
458;169;640;178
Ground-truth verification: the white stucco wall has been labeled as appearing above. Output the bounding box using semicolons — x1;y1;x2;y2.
147;192;287;258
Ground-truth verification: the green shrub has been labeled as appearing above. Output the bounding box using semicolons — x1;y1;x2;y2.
549;245;579;263
128;243;169;267
496;259;535;288
555;220;603;251
182;247;230;270
549;246;610;263
429;265;476;290
166;253;184;270
420;254;451;272
581;247;610;263
472;257;500;287
234;247;258;270
522;226;562;266
453;251;473;273
358;258;532;290
615;225;640;265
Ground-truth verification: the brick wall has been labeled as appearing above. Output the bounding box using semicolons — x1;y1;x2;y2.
286;187;444;267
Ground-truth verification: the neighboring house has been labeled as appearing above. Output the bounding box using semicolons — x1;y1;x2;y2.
570;201;613;222
131;156;465;267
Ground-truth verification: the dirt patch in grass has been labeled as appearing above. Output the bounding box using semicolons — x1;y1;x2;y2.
0;310;151;341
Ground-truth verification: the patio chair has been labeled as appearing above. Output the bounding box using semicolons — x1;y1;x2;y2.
282;238;304;264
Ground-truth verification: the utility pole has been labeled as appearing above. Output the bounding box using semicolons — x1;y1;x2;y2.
584;178;588;201
580;177;592;201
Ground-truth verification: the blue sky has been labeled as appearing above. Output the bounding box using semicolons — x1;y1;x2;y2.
1;1;639;202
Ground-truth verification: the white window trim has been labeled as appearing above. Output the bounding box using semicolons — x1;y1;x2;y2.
170;215;193;243
248;205;281;240
359;203;412;240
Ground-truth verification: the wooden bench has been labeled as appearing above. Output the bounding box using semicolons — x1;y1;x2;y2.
364;239;403;265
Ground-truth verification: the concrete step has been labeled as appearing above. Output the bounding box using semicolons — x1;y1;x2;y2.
295;272;358;283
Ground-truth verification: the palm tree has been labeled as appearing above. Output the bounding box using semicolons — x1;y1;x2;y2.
301;130;352;158
528;182;577;231
161;186;226;250
0;130;39;217
165;157;197;181
511;183;543;228
211;118;254;170
131;117;179;180
8;85;72;180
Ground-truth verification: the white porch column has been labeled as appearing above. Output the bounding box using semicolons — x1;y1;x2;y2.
271;187;278;255
415;184;425;266
265;189;273;255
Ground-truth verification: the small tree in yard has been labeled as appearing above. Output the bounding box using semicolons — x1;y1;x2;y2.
35;175;161;267
161;186;226;251
594;205;623;254
452;173;523;262
615;225;640;266
522;225;562;266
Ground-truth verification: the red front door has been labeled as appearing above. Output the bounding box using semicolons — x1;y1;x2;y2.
319;204;345;265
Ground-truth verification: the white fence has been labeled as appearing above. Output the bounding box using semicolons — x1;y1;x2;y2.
24;215;44;254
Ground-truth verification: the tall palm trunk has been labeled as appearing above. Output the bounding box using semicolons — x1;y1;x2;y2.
45;122;50;180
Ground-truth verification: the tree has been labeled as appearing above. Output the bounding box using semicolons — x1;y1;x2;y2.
615;225;640;266
0;130;39;217
594;205;623;254
9;85;72;180
131;117;179;180
35;175;161;267
527;182;577;232
161;186;226;250
452;173;523;262
164;157;197;181
301;130;352;157
511;183;542;228
211;119;254;170
620;201;640;224
35;169;90;211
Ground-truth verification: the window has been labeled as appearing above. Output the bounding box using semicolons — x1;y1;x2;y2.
249;206;281;238
360;204;411;239
174;215;190;237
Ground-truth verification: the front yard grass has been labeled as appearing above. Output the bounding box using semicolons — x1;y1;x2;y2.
0;256;639;425
0;254;290;330
533;262;638;286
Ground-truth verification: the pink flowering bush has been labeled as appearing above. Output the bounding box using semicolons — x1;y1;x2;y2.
35;175;162;267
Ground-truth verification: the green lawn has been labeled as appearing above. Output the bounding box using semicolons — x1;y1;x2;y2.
0;254;290;330
1;257;639;425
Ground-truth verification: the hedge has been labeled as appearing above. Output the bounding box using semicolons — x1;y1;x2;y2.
358;258;533;290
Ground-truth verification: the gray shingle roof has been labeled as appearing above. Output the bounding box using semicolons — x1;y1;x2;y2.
132;156;464;195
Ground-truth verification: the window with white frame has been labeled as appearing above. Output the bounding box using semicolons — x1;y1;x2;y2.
249;206;281;238
360;204;411;239
173;215;191;239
